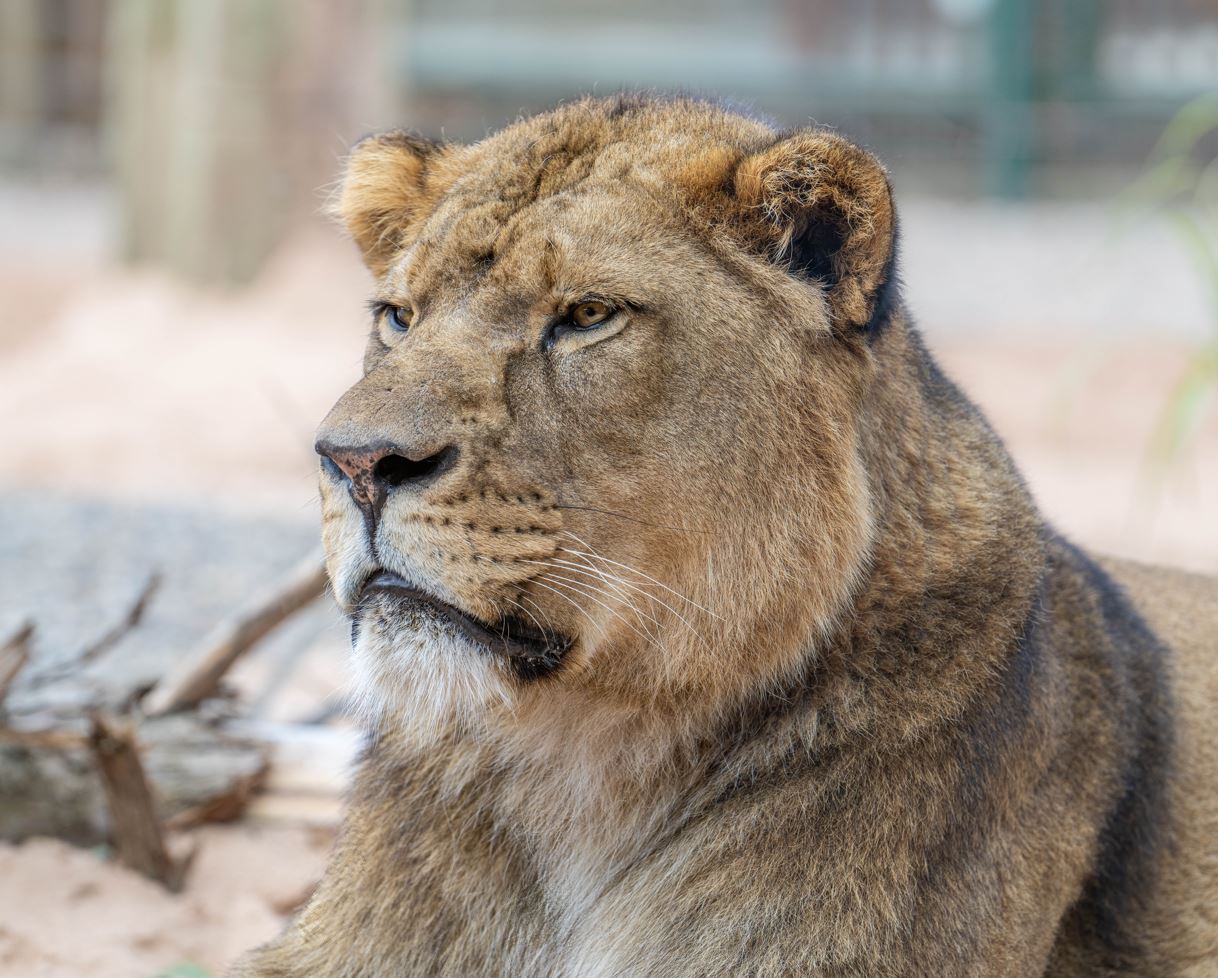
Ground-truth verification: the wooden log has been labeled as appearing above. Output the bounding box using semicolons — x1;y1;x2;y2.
143;549;328;716
0;712;271;843
0;497;319;843
89;713;184;890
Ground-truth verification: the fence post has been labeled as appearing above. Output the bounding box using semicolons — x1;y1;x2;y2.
984;0;1038;199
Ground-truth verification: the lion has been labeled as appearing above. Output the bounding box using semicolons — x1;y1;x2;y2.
233;95;1218;977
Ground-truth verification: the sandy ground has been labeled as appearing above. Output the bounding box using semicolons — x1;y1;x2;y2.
0;196;1215;978
0;826;332;978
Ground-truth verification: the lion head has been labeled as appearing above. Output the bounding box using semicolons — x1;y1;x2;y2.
316;95;897;738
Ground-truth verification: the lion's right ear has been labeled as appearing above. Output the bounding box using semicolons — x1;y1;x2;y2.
332;131;451;276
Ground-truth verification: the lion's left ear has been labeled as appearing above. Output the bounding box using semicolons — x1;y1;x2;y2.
734;131;897;335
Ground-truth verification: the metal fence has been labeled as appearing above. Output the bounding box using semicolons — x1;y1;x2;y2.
2;0;1216;283
398;0;1218;196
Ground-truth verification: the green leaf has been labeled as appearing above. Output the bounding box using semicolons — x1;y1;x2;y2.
1113;156;1198;224
1163;209;1218;323
1145;351;1218;475
1120;99;1218;507
155;964;213;978
1148;95;1218;163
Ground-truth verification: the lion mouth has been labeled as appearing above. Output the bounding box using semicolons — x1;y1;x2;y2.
356;570;571;680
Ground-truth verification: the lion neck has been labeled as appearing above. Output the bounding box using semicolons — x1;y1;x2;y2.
819;310;1047;743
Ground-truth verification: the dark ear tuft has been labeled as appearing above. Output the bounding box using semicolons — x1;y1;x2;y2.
735;131;897;336
331;130;451;276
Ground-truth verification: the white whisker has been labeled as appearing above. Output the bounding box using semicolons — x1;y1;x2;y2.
540;569;663;644
559;529;725;620
507;595;549;638
528;578;608;639
516;558;664;633
516;592;556;634
537;573;664;651
548;554;707;644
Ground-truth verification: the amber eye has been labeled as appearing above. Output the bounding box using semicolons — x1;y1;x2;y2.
388;305;413;331
570;300;613;329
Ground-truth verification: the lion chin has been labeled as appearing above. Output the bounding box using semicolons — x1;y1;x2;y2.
350;593;513;739
350;572;571;736
231;95;1218;978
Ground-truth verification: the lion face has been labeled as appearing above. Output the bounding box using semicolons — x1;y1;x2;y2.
316;97;896;734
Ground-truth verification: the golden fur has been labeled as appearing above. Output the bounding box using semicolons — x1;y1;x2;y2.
233;96;1218;977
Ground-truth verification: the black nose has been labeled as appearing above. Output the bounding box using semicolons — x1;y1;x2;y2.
316;440;458;523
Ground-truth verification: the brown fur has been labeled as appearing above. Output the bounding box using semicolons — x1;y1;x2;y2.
233;96;1218;977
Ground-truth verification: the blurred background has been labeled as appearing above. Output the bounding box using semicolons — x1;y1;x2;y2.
1;2;1216;976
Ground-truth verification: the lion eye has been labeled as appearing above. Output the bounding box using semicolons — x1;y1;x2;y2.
571;300;613;329
388;306;414;331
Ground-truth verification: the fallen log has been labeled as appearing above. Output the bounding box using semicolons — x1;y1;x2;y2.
0;496;336;852
0;711;271;844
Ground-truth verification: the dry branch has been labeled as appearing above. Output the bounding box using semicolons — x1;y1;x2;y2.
80;571;161;663
0;723;87;751
89;713;184;890
0;620;33;705
24;571;160;690
143;550;327;716
164;761;268;830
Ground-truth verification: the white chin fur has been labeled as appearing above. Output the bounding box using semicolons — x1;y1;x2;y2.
350;603;515;739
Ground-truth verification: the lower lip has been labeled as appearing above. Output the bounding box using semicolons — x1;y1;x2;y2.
358;571;569;678
359;572;470;628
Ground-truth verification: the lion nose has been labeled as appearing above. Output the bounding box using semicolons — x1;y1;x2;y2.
315;440;458;522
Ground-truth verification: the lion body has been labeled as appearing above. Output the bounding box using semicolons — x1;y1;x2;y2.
234;97;1218;977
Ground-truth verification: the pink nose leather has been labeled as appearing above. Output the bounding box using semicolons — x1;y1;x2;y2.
323;446;386;513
